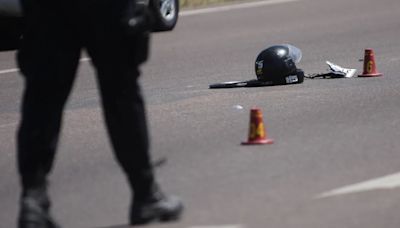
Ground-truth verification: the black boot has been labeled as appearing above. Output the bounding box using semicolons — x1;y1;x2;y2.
18;188;60;228
130;184;184;225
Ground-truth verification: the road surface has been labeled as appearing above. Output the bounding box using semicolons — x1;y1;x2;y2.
1;0;400;227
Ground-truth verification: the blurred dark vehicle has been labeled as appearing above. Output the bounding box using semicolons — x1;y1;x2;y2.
0;0;179;51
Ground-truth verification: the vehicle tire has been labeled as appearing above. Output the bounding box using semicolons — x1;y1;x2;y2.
150;0;179;32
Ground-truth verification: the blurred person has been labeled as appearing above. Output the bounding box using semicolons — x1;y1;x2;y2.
16;0;183;227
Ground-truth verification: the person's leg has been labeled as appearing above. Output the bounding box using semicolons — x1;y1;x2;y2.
17;3;81;227
84;1;183;223
82;0;154;197
90;33;183;225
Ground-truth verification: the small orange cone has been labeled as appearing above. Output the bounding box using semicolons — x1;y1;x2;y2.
242;108;274;145
358;49;383;77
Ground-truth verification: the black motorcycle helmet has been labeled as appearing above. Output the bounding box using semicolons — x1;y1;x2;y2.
255;44;304;85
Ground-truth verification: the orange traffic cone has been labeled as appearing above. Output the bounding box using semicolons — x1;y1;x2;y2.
242;108;274;145
358;49;383;77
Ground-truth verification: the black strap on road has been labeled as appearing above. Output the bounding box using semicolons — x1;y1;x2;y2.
209;69;304;89
209;79;273;89
305;72;347;79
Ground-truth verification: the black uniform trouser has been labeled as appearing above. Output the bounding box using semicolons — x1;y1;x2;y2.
17;0;154;197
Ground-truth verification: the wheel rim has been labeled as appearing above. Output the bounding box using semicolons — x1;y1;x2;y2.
159;0;176;22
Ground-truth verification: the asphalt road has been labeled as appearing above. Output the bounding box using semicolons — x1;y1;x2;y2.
1;0;400;227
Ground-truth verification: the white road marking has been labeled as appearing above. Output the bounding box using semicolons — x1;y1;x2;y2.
0;122;18;129
0;68;19;75
190;225;244;228
180;0;299;16
317;172;400;198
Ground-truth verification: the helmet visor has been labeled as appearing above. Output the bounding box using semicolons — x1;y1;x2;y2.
283;44;302;63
